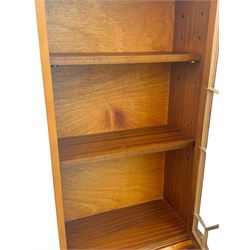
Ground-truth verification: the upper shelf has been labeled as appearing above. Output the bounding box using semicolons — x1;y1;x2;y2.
50;52;200;66
58;126;195;163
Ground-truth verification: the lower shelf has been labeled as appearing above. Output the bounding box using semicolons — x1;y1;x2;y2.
65;199;189;249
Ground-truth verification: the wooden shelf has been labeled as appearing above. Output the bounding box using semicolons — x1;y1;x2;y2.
50;52;200;66
66;199;189;249
58;126;195;162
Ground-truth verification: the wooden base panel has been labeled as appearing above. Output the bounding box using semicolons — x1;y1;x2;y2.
161;240;194;250
65;199;189;249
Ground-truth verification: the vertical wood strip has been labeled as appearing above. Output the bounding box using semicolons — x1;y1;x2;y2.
192;0;219;243
35;0;67;249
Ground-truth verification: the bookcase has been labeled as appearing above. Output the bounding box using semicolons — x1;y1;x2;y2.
35;0;219;249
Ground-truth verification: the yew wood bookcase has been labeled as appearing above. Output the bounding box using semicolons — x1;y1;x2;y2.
35;0;219;249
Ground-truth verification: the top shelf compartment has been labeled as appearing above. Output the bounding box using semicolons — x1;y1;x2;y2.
50;52;200;66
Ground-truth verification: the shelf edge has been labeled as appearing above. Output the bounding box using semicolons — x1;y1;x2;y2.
50;52;201;66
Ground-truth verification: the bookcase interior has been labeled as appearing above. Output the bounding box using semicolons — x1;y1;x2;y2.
44;0;214;248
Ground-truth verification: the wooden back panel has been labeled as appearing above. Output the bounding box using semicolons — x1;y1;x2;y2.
52;64;170;138
45;0;176;224
45;0;175;53
61;153;165;221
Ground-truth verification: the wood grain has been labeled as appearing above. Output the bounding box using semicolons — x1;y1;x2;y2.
168;1;211;136
45;0;175;53
61;153;165;221
58;126;195;163
161;240;193;250
164;1;216;236
65;199;188;249
50;52;200;65
52;64;170;138
164;1;210;223
37;0;219;249
164;147;194;226
35;0;67;248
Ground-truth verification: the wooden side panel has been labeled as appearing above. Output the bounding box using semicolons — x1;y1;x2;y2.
164;147;195;226
61;153;165;221
168;1;211;136
45;0;175;53
35;0;67;249
52;64;170;138
165;0;217;234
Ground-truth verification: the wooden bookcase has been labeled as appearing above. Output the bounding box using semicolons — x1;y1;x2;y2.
35;0;219;249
